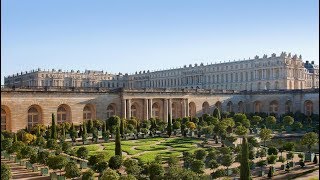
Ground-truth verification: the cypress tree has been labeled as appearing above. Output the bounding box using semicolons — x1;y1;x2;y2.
102;121;109;142
13;133;17;143
36;125;41;137
78;125;83;138
212;108;221;120
51;113;57;139
69;123;77;142
87;120;93;133
240;137;250;180
115;126;122;156
61;124;66;140
82;122;87;145
167;114;172;137
120;118;124;137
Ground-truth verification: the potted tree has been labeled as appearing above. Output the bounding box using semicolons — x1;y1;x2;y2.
301;132;318;162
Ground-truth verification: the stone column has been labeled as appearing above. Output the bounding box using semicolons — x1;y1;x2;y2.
127;99;131;120
163;99;168;122
182;99;186;117
168;99;172;123
148;99;153;119
122;98;126;119
144;99;148;120
186;99;189;117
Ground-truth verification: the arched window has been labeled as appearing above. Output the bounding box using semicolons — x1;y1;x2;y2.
152;103;160;118
304;100;313;116
106;104;116;118
202;102;210;114
238;101;244;113
254;101;262;113
1;108;7;131
57;106;68;124
189;102;196;117
83;105;92;121
28;107;40;129
285;100;292;113
131;104;137;118
215;101;222;111
269;101;279;114
172;102;179;119
227;101;233;112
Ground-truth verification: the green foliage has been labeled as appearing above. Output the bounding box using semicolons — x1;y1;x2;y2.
120;118;125;136
172;121;181;130
267;155;278;164
82;122;88;144
7;141;25;154
256;160;267;167
313;155;318;164
208;159;219;169
93;119;104;130
51;113;57;139
34;135;46;148
29;153;38;164
18;146;36;159
167;155;179;167
211;169;225;179
77;147;89;159
205;116;219;126
69;123;78;141
47;155;68;171
283;116;294;127
221;154;234;170
109;155;123;169
94;161;109;174
190;160;205;174
259;128;273;146
101;168;120;180
287;151;294;160
240;137;251;180
194;149;207;160
251;115;262;127
148;162;164;179
283;142;296;152
37;151;50;165
201;125;213;135
124;159;141;176
46;139;59;150
115;126;122;156
107;116;121;133
235;125;248;136
87;119;94;133
88;153;106;166
82;169;95;180
212;108;221;120
62;141;72;153
1;163;12;180
301;132;319;152
266;116;276;129
167;115;172;137
267;147;278;155
1;138;12;151
65;161;81;179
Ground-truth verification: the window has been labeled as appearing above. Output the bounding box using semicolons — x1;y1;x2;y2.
83;105;92;121
305;101;313;116
227;101;233;112
57;106;67;124
152;103;160;118
28;107;39;129
269;101;279;114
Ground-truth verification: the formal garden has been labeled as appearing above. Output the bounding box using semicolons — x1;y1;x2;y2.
1;109;319;180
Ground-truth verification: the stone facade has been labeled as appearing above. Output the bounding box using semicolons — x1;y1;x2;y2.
1;87;318;132
4;52;319;91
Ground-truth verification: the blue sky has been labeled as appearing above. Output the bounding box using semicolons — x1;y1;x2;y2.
1;0;319;83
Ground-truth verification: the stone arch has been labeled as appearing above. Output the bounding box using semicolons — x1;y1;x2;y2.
304;100;313;116
83;104;96;121
106;103;116;118
238;101;245;113
57;104;72;124
189;102;196;117
269;100;279;114
253;101;262;113
131;102;143;120
1;105;11;131
215;101;222;111
152;102;161;118
27;105;43;129
266;82;271;90
227;101;233;112
202;101;210;114
285;100;292;113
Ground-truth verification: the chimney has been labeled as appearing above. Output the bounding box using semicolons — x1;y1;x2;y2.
311;61;314;64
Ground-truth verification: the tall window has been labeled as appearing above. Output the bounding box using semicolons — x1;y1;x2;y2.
106;104;116;118
152;103;160;118
227;101;233;112
254;101;261;113
189;102;196;117
305;101;313;116
1;108;6;130
285;101;292;113
202;102;210;114
83;105;92;121
131;105;137;118
57;106;67;124
269;101;279;114
215;101;222;111
238;101;244;113
28;107;39;129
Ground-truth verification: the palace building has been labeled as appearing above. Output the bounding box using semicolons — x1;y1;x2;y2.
4;52;319;91
1;52;319;132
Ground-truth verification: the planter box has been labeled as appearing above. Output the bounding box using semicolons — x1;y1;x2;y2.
50;172;58;180
20;160;26;166
57;175;66;180
305;152;315;162
41;167;49;176
32;165;39;172
225;169;232;176
26;162;33;170
80;161;88;169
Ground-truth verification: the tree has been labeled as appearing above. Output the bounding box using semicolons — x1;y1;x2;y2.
267;155;278;164
22;133;36;145
266;116;276;130
1;163;12;180
1;138;12;151
65;161;81;179
187;121;196;131
313;155;318;164
107;116;121;133
62;141;72;153
221;154;234;173
77;147;89;159
87;119;94;133
172;121;181;131
167;114;172;137
282;142;296;152
60;124;66;141
51;113;57;139
115;126;122;156
101;168;120;180
267;147;278;155
235;125;248;137
120;118;126;137
123;159;141;177
283;116;294;127
259;128;273;147
7;141;25;154
94;161;109;175
82;122;88;144
47;155;68;175
37;151;50;165
69;123;78;143
13;133;17;143
251;115;262;127
211;169;225;179
109;155;122;169
82;169;95;180
301;132;319;152
17;146;36;159
92;127;99;142
149;162;164;179
190;160;205;174
212;108;221;120
267;166;274;178
167;155;179;167
88;153;106;166
194;149;207;160
93;119;104;130
102;121;109;141
240;137;250;180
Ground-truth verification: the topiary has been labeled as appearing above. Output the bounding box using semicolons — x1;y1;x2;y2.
82;169;95;180
109;155;123;169
1;163;12;180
